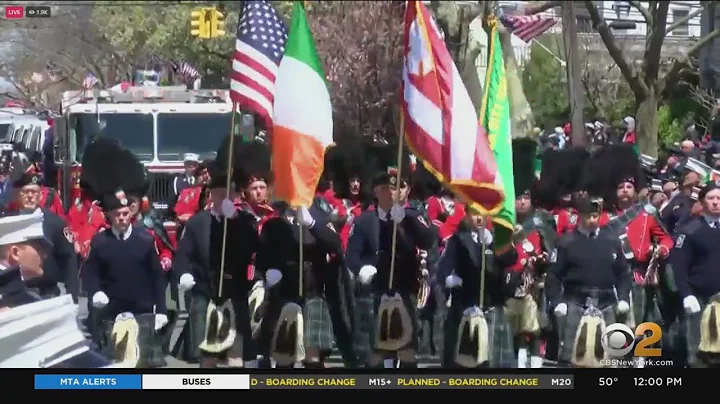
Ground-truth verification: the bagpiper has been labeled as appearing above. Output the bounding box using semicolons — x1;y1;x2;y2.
346;155;436;369
545;196;632;368
80;139;168;368
537;148;589;237
439;206;518;368
660;158;709;235
173;135;260;368
505;138;555;369
669;181;720;368
255;173;355;368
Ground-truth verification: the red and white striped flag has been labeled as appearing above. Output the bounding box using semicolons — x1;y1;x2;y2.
402;1;504;214
82;73;99;90
500;14;557;43
229;0;288;129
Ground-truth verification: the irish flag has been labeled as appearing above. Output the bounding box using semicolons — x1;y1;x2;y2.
272;2;333;208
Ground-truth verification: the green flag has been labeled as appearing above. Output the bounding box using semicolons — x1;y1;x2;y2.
480;22;515;249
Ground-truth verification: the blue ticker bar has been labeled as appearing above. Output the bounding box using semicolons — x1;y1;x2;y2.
34;374;142;390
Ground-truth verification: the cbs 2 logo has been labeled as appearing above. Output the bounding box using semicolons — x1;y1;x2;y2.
601;323;662;357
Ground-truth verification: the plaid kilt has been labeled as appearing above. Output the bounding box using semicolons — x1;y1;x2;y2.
631;283;663;327
353;284;375;364
558;302;616;364
443;304;515;369
303;297;335;352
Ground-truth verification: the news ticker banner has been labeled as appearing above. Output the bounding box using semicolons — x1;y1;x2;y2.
35;374;575;390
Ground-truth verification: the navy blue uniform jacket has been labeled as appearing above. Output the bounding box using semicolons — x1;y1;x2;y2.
669;216;720;300
82;226;166;317
346;206;435;293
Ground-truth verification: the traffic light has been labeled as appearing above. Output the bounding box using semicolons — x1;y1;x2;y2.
211;9;226;38
190;8;212;39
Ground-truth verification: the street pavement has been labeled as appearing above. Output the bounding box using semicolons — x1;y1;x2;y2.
78;297;556;369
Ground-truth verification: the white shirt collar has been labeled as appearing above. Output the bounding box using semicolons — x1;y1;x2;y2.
111;225;132;240
377;206;389;221
703;214;720;228
577;226;599;238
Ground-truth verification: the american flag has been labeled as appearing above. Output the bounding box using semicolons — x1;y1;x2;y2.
500;14;558;43
171;60;200;84
230;0;288;127
82;73;99;89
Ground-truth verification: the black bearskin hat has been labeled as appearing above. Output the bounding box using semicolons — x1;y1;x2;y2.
512;138;537;199
333;135;370;199
533;147;589;207
318;145;341;193
584;144;642;207
410;158;443;201
211;135;272;190
80;138;147;211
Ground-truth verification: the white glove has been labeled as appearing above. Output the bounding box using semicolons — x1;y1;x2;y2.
421;268;429;278
358;265;377;284
463;306;482;316
221;198;237;219
617;300;630;314
92;291;109;308
554;303;568;316
390;204;406;223
297;206;315;227
265;269;283;287
683;295;701;314
445;274;463;288
179;273;196;291
252;280;265;290
482;228;494;245
154;314;168;330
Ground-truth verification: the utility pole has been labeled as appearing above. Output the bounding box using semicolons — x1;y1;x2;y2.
562;2;585;147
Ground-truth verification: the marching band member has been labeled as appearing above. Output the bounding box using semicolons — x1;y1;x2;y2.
538;148;589;237
174;160;211;226
173;137;260;368
81;141;168;368
255;197;353;368
506;138;555;369
661;158;708;235
170;153;200;210
670;181;720;368
0;212;50;306
439;207;518;368
346;163;435;369
546;196;632;368
7;170;79;302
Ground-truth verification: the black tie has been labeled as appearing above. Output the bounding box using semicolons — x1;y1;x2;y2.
385;212;391;222
589;232;596;239
712;222;718;229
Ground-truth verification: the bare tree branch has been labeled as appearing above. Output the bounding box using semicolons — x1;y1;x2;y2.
521;1;560;15
628;1;652;23
643;2;669;85
584;0;647;97
688;28;720;56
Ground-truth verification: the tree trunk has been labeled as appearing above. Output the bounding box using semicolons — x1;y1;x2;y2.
636;90;660;157
499;31;534;138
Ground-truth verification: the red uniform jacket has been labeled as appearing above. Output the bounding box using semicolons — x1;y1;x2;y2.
614;208;673;265
551;207;577;236
70;200;106;259
599;211;611;227
174;186;204;220
327;195;363;251
40;187;65;220
138;221;173;272
437;202;467;243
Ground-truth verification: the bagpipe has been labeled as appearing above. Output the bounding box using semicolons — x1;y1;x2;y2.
505;225;542;336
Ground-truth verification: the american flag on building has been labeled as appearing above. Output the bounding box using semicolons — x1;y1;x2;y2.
171;60;200;84
500;14;558;43
82;73;99;89
229;0;288;128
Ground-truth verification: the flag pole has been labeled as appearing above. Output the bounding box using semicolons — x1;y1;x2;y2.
388;114;406;292
218;102;239;298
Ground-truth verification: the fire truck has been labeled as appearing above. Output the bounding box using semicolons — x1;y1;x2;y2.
54;84;242;237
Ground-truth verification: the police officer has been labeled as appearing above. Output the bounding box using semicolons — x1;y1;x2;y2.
0;212;50;309
661;159;707;235
346;166;435;369
546;196;632;367
171;153;200;210
9;172;78;301
669;181;720;367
